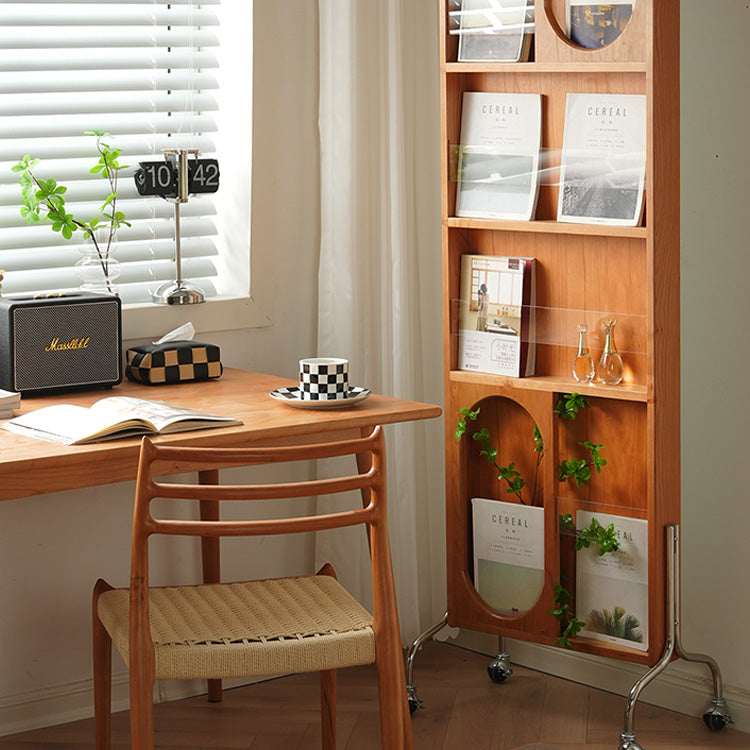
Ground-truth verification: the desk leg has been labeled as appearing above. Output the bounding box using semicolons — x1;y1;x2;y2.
199;469;223;703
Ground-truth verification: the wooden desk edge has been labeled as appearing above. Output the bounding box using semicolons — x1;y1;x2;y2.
0;368;442;502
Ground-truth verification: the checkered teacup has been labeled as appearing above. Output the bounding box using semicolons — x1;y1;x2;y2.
298;357;349;401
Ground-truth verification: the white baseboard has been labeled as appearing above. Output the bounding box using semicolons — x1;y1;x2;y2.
2;637;749;737
0;674;256;738
449;629;750;734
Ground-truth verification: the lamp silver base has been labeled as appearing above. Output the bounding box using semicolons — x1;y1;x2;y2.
152;280;205;305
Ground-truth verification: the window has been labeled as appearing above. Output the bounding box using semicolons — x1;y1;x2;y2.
0;1;251;307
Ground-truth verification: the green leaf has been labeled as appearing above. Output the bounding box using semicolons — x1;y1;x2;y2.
554;392;590;420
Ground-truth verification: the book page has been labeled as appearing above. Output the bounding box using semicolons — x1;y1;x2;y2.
457;0;529;62
2;396;242;445
456;92;542;221
91;396;241;433
575;510;648;650
1;404;136;445
558;92;647;226
472;497;545;616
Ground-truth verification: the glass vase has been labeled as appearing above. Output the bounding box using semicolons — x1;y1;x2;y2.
572;323;595;383
75;227;120;296
598;317;624;385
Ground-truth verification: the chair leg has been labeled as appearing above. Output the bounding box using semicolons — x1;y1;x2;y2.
92;580;113;750
375;645;413;750
320;668;337;749
129;672;156;750
129;626;156;750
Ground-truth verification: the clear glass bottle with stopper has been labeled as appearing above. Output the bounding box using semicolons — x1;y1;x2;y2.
599;317;624;385
572;323;595;383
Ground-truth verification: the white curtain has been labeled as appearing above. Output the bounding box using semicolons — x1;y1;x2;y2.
316;0;446;643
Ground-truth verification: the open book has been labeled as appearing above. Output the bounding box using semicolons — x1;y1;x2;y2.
2;396;242;445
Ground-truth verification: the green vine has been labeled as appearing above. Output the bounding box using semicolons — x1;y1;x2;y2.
13;130;131;293
456;393;619;648
552;513;619;647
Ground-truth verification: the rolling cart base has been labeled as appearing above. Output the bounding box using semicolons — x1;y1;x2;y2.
406;525;731;750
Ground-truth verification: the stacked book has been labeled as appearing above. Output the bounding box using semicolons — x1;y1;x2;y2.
0;388;21;419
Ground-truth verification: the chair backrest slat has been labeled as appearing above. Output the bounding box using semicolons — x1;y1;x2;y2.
150;471;374;502
150;505;377;538
133;426;386;550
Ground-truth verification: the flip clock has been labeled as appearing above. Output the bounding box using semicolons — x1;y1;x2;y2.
0;293;122;394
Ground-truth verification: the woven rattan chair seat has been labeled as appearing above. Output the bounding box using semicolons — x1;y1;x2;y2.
98;575;376;680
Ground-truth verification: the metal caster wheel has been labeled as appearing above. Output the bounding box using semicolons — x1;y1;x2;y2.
407;684;423;714
487;652;512;683
618;731;646;750
703;698;731;731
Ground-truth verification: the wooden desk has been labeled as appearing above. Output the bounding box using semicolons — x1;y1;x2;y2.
0;368;440;703
0;367;442;502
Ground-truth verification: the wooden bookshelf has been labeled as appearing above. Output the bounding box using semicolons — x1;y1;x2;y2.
441;0;679;666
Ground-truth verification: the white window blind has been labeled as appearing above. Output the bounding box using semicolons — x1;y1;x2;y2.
0;0;248;306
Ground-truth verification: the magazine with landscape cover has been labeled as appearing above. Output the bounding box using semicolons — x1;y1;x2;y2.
472;497;545;616
557;92;646;226
575;510;648;651
455;92;542;221
565;1;634;49
456;0;534;63
2;396;242;445
458;254;536;377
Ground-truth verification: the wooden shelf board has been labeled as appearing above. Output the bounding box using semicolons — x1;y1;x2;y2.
444;62;648;74
444;217;648;239
448;371;649;402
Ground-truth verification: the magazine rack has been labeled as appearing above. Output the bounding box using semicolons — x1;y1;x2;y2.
409;2;731;747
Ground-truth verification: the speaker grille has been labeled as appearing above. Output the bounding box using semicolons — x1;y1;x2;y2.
12;300;121;392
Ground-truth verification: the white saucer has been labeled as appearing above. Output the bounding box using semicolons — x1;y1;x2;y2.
269;386;371;409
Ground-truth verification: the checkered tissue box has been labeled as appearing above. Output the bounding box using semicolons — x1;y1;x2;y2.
126;340;223;385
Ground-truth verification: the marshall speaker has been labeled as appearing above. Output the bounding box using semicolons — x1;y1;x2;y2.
0;293;122;394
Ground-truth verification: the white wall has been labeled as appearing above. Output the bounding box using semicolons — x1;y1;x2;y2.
2;0;749;739
678;0;750;710
0;0;323;735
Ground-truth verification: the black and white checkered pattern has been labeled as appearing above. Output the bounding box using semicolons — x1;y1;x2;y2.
125;340;222;385
299;360;349;400
271;385;370;403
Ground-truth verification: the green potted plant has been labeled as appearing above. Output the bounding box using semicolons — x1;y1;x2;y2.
12;129;130;295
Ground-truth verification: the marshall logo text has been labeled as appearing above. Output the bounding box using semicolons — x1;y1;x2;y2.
45;337;90;352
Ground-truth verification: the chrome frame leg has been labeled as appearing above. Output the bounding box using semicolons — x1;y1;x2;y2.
487;635;513;683
619;524;731;750
405;612;449;712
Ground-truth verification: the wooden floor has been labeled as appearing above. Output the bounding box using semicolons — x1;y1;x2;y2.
1;641;748;749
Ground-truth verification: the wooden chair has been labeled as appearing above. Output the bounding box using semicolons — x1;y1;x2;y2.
92;426;413;749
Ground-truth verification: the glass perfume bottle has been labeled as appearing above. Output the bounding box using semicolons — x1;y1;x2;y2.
572;323;595;383
599;317;624;385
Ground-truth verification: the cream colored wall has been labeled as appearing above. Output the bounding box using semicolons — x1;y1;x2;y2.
2;0;748;738
678;0;749;703
0;0;322;734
